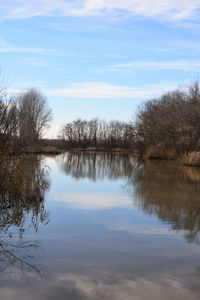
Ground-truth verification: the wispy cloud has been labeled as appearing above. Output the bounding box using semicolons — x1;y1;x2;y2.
22;57;47;67
110;60;200;72
0;39;77;56
108;223;172;236
47;82;177;99
1;0;200;21
0;45;75;56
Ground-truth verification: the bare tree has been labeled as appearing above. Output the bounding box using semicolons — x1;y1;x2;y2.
0;75;18;152
18;89;52;145
134;81;200;155
59;118;135;149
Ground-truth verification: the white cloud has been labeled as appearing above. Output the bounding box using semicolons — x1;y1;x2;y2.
111;60;200;72
47;82;177;99
1;0;200;21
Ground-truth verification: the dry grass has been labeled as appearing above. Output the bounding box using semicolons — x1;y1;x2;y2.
181;151;200;167
24;146;62;154
144;144;176;160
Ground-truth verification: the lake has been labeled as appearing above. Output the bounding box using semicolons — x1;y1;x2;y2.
0;152;200;300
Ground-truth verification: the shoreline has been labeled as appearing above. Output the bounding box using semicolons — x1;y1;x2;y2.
1;145;200;168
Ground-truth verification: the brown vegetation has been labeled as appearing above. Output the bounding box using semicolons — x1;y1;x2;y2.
144;144;176;160
180;151;200;167
0;75;52;154
134;82;200;158
23;145;62;154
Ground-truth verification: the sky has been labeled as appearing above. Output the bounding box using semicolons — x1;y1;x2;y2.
0;0;200;138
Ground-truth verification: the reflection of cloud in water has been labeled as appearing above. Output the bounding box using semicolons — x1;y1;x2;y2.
108;223;172;236
0;273;199;300
53;193;132;210
56;274;200;300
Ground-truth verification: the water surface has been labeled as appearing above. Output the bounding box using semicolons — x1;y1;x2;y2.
0;152;200;300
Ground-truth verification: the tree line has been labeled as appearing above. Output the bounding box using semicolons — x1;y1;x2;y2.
59;81;200;156
2;73;200;157
58;118;136;149
134;81;200;156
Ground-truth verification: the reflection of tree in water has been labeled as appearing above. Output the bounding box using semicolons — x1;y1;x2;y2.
57;152;137;181
0;156;50;276
59;152;200;245
130;160;200;244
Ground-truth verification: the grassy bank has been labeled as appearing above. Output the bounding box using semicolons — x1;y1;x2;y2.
141;144;200;167
1;141;200;168
23;146;63;155
66;147;140;155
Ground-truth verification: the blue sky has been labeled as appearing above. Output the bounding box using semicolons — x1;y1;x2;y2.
0;0;200;137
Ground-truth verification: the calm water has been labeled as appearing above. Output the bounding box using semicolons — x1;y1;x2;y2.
0;152;200;300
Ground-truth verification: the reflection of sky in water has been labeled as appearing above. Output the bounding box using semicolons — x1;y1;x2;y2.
1;154;200;299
